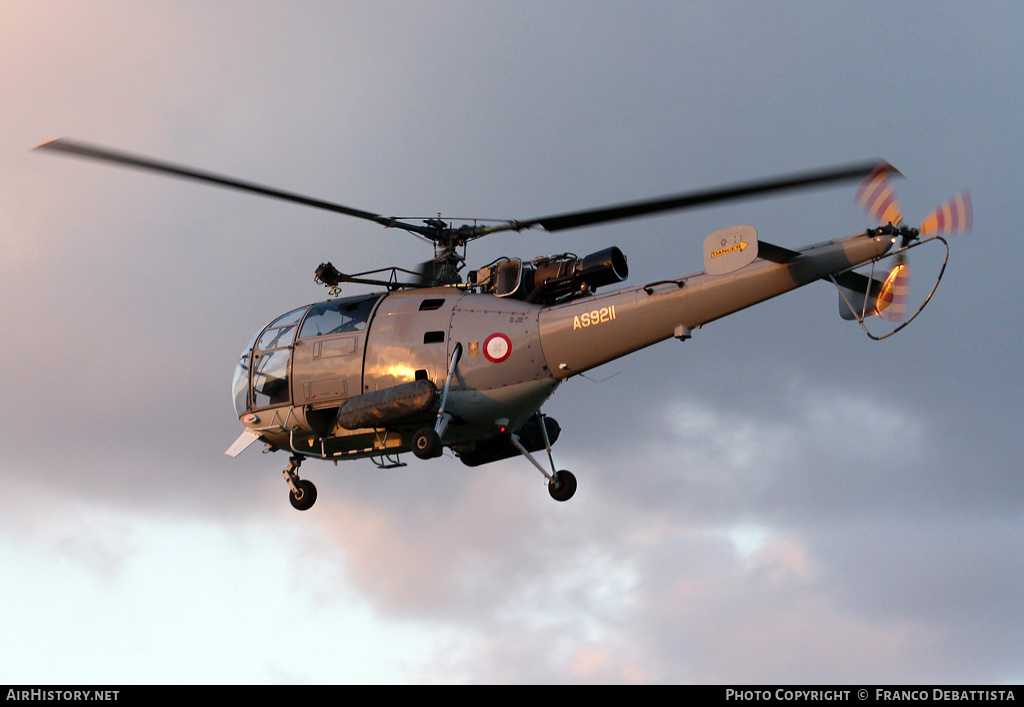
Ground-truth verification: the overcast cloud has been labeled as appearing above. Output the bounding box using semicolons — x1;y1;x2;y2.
1;0;1022;684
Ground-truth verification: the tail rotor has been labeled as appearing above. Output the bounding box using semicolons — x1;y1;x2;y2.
920;190;973;237
854;167;972;324
876;253;911;322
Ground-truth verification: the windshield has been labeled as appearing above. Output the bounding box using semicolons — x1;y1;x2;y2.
231;337;255;417
231;306;311;416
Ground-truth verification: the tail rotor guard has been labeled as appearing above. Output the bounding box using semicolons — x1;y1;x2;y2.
838;169;971;339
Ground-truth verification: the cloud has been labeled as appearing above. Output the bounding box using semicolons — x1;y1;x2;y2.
227;384;1020;683
3;0;1023;685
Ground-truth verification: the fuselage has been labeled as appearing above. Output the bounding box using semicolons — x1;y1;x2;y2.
231;231;893;463
231;284;560;461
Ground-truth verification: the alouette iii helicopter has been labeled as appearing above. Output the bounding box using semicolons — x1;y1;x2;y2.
34;139;972;510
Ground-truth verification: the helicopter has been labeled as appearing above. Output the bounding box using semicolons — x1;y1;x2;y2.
34;139;972;510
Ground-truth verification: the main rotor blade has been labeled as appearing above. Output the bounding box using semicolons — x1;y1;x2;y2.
33;138;428;235
516;160;899;233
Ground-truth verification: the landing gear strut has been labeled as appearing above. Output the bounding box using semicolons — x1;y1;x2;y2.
413;342;462;460
283;455;317;511
511;413;577;502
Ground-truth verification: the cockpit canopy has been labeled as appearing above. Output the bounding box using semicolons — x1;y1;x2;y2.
231;295;382;416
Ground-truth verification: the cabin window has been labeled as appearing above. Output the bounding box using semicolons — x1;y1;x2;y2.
423;331;445;344
299;295;381;339
268;307;308;328
252;349;291;408
257;325;296;351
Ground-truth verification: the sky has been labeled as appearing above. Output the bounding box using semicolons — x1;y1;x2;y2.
1;0;1022;685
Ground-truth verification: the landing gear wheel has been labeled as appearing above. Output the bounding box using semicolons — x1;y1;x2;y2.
289;479;318;511
412;428;442;459
548;470;577;502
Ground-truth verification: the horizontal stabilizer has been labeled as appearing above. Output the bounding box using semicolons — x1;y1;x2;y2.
757;240;801;264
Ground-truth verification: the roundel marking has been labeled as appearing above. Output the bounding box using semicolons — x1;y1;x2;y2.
483;333;512;363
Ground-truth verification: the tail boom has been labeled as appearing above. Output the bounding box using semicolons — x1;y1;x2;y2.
539;232;893;378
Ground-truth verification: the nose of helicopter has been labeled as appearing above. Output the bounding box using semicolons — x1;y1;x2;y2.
231;305;311;417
